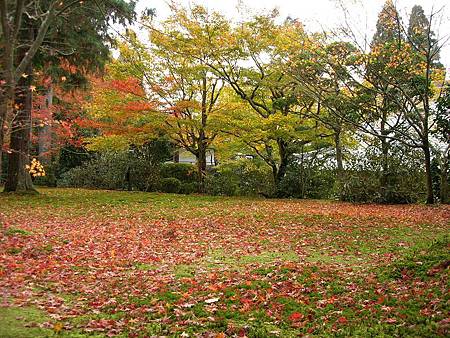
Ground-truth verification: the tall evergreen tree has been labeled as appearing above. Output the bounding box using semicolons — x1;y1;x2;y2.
407;5;441;66
371;0;402;47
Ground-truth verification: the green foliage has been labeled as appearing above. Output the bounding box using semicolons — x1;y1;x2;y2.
279;167;335;199
371;0;402;47
278;149;336;199
160;163;198;183
58;152;129;190
205;169;239;196
160;177;182;194
436;84;450;142
206;160;274;196
57;139;171;191
34;0;136;87
341;146;426;203
180;182;199;195
340;170;382;203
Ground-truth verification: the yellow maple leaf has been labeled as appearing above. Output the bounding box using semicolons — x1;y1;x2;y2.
53;322;63;333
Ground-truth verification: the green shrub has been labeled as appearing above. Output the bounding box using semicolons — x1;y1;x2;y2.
57;141;171;191
160;177;182;193
340;170;382;203
58;152;129;190
160;163;197;183
205;169;239;196
278;165;335;199
340;146;426;203
128;140;172;191
180;182;198;195
206;160;274;196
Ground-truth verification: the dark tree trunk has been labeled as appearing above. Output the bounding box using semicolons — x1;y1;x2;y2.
196;76;209;193
440;145;449;204
380;138;390;201
197;140;207;193
0;96;6;183
271;164;278;187
4;61;36;193
276;138;289;183
125;165;132;191
300;147;306;198
421;67;434;205
379;112;390;202
334;129;344;198
271;138;290;197
423;142;434;204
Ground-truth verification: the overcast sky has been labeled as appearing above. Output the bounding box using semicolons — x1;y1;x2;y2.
135;0;450;71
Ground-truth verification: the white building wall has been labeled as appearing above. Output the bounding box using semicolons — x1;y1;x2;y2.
176;149;216;166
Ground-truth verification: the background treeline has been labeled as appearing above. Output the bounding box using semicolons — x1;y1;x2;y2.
1;0;449;204
29;139;435;204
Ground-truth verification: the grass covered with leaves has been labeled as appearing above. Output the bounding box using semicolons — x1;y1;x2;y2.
0;188;449;337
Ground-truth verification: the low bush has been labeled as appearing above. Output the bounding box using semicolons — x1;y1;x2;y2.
206;160;274;196
278;164;335;199
180;182;198;195
160;163;198;183
340;145;426;203
57;140;172;191
58;152;129;190
160;177;182;194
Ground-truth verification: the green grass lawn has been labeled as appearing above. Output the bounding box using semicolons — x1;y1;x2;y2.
0;188;449;337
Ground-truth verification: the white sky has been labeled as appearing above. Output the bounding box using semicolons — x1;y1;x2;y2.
135;0;450;71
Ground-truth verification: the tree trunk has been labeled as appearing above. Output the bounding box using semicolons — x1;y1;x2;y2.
423;142;434;204
379;111;390;202
276;138;289;183
38;84;53;163
334;129;344;198
4;61;36;193
272;139;290;197
126;166;132;191
300;147;305;198
197;143;207;193
440;145;449;204
271;164;278;188
197;76;208;193
0;95;6;183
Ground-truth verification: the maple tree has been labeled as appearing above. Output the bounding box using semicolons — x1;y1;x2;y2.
0;0;135;192
78;2;448;203
193;11;328;191
288;40;361;195
86;6;232;191
117;7;228;191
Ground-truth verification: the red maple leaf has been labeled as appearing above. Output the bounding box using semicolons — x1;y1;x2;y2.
289;312;304;321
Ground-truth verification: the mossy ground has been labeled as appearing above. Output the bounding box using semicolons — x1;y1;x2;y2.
0;188;448;337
